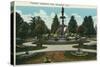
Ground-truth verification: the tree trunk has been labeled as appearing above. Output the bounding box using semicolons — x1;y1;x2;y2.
36;35;43;47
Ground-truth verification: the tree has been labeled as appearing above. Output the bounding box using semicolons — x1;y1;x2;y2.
82;16;88;28
16;12;24;38
15;12;29;39
77;25;85;36
30;17;36;37
87;16;96;35
68;16;78;33
82;16;96;36
34;16;49;47
19;22;29;39
95;25;97;34
51;14;60;34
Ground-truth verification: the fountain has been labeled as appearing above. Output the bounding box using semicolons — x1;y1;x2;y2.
71;37;88;56
32;7;87;44
60;7;66;38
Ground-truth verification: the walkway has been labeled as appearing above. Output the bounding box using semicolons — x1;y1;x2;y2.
16;41;97;56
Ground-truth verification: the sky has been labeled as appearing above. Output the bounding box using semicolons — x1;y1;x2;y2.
16;6;97;29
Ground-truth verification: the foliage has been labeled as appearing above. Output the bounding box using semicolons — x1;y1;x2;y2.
51;14;60;34
68;16;78;33
82;16;96;36
77;25;85;36
15;12;29;39
34;16;49;47
34;16;49;37
30;17;36;37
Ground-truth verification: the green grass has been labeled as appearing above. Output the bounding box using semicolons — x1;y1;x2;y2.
16;46;47;52
16;51;96;65
33;40;89;45
64;51;96;61
16;52;45;65
72;45;97;50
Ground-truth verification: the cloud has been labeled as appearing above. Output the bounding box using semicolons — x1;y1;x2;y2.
55;13;83;26
16;9;97;29
16;10;83;28
16;10;32;23
33;9;55;29
21;14;32;23
33;10;71;29
16;10;22;15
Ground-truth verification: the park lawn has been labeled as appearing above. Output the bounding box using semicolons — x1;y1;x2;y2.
16;52;46;65
64;51;96;61
33;40;89;45
72;45;97;50
16;45;47;52
16;51;96;65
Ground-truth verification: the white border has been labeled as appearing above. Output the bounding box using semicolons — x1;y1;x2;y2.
15;1;97;8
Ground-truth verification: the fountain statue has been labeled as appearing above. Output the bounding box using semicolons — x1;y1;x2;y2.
60;7;66;38
71;36;88;56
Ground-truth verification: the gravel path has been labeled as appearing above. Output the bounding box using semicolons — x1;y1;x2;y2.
16;41;96;56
